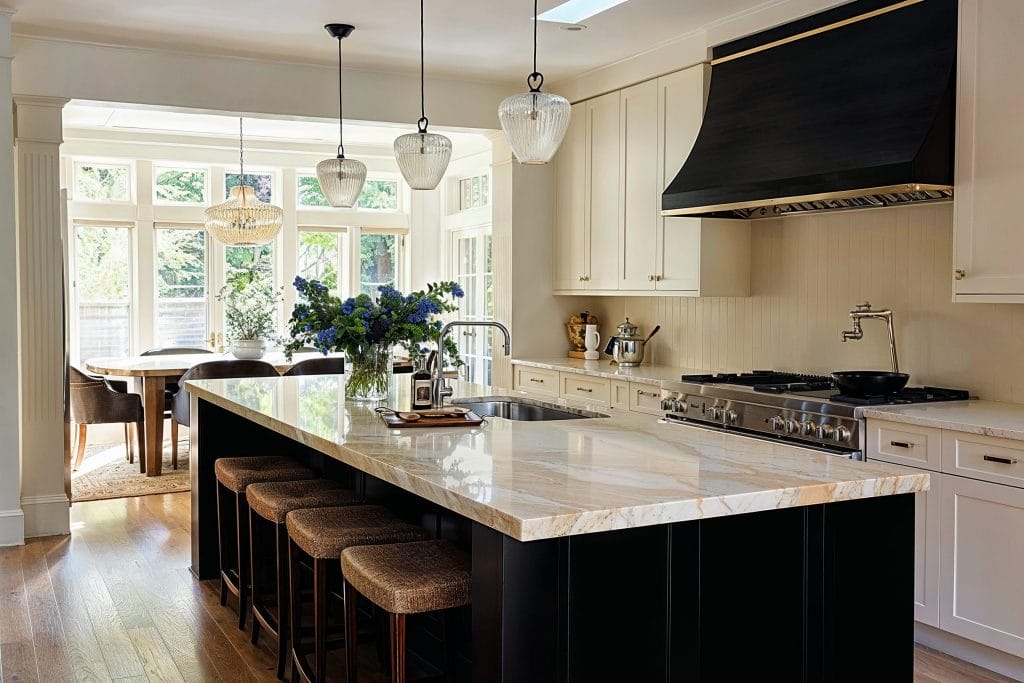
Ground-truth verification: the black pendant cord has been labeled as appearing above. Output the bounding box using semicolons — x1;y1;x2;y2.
337;36;346;159
238;117;245;181
417;0;429;134
528;0;544;92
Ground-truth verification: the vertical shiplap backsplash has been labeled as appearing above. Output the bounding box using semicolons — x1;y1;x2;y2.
621;204;1024;403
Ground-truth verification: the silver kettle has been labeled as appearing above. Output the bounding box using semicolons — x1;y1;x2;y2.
610;318;649;367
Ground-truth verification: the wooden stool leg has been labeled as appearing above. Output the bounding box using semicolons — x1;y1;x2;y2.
442;609;458;683
288;538;304;683
313;558;328;682
389;613;406;683
343;579;360;683
249;508;262;646
216;482;230;607
236;492;250;631
275;524;290;681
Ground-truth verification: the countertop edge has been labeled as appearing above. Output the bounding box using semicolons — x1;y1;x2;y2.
861;402;1024;442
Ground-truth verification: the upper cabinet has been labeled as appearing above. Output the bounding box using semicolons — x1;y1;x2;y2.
553;65;750;297
954;0;1024;303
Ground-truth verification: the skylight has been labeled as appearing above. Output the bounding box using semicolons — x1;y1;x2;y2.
537;0;629;24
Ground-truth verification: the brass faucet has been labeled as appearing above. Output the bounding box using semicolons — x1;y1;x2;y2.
841;302;899;373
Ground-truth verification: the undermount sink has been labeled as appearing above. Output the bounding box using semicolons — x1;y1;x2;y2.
451;396;609;421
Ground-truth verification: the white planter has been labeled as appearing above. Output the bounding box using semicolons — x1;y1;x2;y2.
230;339;267;360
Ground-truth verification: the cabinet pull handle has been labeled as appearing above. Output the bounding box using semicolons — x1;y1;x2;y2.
890;441;913;449
529;378;545;383
576;387;593;393
954;268;966;281
983;454;1019;465
637;390;659;398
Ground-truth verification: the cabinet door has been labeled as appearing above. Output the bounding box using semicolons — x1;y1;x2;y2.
618;81;659;291
585;92;621;290
953;0;1024;300
553;102;588;291
939;474;1024;656
914;473;941;627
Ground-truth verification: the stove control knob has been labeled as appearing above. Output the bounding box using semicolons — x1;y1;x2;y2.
661;397;674;411
801;421;817;436
768;416;786;431
672;400;688;413
784;419;800;434
708;406;723;420
834;426;851;442
817;425;835;440
723;409;738;424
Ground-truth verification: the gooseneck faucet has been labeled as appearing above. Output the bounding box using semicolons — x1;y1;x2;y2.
841;302;900;373
432;321;512;407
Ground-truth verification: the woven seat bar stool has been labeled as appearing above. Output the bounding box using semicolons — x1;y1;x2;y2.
246;480;365;680
285;505;429;683
215;456;315;631
341;540;471;683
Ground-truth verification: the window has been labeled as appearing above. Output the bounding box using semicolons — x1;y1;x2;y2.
225;243;274;292
74;225;131;360
75;162;131;202
298;230;347;296
459;174;489;211
225;173;273;203
154;167;208;204
356;180;399;210
297;175;329;207
360;233;400;296
155;227;208;347
451;229;493;384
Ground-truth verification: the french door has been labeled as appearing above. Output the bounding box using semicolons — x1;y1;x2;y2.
450;228;493;385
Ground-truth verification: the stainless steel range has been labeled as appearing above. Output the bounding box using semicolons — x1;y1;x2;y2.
660;371;969;460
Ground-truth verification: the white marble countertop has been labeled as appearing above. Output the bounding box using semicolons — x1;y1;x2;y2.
863;400;1024;442
513;357;709;385
186;375;928;542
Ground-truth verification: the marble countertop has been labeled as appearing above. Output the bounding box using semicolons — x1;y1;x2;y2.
513;357;709;385
186;375;928;542
863;400;1024;441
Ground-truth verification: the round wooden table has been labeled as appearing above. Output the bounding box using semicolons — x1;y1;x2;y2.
84;351;331;476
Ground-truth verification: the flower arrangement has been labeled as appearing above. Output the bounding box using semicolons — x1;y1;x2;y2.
285;276;465;399
218;281;284;342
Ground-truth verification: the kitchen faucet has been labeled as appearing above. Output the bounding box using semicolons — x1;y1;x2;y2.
840;302;900;373
432;321;511;407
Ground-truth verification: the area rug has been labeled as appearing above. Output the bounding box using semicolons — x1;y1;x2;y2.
71;438;190;503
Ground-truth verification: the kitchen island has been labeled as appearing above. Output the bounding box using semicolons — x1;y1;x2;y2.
186;375;928;682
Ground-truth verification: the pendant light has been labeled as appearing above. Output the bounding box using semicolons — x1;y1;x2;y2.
204;118;284;246
317;23;367;208
498;0;571;164
394;0;452;190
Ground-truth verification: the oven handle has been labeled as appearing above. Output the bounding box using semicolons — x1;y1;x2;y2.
661;416;863;460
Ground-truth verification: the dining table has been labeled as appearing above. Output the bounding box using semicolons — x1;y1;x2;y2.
84;350;338;477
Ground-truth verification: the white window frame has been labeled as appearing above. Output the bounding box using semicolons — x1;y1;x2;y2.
72;159;135;204
153;222;212;349
152;164;212;207
69;220;136;363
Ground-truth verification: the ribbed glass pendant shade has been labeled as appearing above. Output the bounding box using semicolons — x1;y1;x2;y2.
316;156;367;207
204;185;283;246
394;131;452;190
499;90;572;164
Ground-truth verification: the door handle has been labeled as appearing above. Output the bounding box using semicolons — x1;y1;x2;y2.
983;454;1019;465
890;441;913;449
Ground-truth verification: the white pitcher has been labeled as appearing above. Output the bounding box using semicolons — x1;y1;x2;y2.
584;324;601;360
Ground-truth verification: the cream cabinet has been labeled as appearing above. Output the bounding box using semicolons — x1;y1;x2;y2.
939;474;1024;657
953;0;1024;302
512;365;559;398
553;65;750;297
913;471;941;628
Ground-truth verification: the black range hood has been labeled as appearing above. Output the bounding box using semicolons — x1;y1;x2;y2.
662;0;957;219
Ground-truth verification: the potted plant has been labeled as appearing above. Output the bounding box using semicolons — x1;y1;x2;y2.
218;281;284;360
284;277;464;401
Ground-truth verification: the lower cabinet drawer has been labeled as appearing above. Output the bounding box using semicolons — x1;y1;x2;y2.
513;366;559;397
629;383;664;416
941;431;1024;489
559;373;610;405
866;420;941;471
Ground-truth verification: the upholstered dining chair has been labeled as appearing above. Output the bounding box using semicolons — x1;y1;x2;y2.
140;347;214;461
68;366;145;472
283;356;345;376
170;360;281;467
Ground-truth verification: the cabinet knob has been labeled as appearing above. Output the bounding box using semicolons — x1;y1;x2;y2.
648;275;655;282
655;275;663;282
583;275;590;282
954;268;966;281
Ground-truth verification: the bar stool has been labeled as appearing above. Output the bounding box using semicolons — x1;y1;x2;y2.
285;505;429;683
341;540;471;683
246;480;365;680
215;456;315;630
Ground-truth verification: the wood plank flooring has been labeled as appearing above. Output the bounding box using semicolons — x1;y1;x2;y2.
0;492;1017;682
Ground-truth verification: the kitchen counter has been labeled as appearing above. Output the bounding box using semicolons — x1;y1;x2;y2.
862;399;1024;441
513;356;711;385
187;374;927;542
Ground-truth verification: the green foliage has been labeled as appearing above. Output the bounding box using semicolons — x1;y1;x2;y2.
75;226;130;301
225;173;273;203
298;232;339;291
297;175;329;207
218;280;283;341
356;180;398;210
76;164;130;201
156;229;206;298
225;244;273;292
155;169;206;203
360;234;396;295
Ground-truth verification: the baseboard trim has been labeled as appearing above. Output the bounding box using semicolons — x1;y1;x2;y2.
21;494;70;538
916;623;1024;681
0;507;25;546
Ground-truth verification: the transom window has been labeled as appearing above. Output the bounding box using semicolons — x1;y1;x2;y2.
459;174;489;211
225;173;273;203
154;167;208;204
75;161;132;202
297;174;400;211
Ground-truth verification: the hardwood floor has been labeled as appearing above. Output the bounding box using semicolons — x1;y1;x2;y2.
0;492;1018;682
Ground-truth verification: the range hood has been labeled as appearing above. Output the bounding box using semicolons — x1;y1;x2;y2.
662;0;957;219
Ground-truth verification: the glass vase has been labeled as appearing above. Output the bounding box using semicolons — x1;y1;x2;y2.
346;343;392;401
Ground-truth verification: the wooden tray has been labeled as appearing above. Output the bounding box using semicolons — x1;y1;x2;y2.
380;410;484;429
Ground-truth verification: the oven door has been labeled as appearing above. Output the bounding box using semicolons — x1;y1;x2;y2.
662;415;864;460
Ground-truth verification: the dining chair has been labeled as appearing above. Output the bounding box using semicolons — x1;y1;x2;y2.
141;347;214;461
283;356;345;376
68;366;145;473
170;360;281;468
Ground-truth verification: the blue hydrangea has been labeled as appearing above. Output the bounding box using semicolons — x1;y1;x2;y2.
293;275;308;290
451;283;465;298
293;304;310;320
341;298;355;316
315;326;337;347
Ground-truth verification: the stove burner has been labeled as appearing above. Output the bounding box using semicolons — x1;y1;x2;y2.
830;387;970;405
681;370;833;388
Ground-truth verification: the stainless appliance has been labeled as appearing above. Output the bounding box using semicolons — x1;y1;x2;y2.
660;371;969;460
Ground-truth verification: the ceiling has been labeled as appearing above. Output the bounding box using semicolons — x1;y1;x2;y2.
9;0;776;85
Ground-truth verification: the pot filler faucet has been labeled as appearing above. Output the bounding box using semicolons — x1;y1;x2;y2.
432;321;512;408
841;302;900;373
